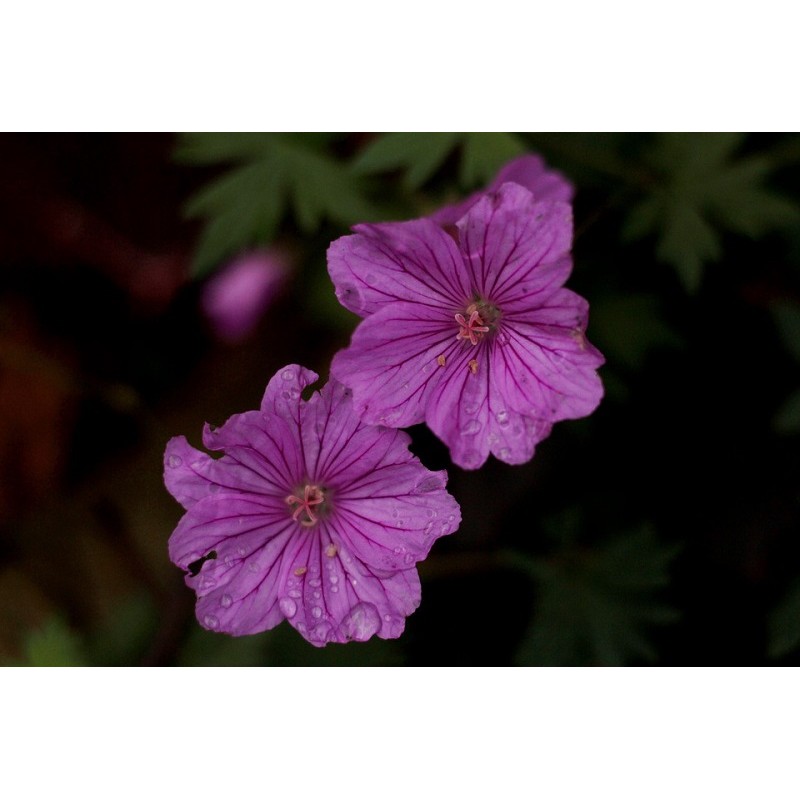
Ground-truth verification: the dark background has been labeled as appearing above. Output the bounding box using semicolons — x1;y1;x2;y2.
2;132;799;666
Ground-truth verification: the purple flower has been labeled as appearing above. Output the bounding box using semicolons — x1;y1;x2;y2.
328;180;604;470
428;154;574;228
164;365;460;647
201;248;289;343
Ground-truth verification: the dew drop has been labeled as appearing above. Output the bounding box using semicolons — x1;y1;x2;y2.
313;590;321;600
312;606;323;619
427;508;437;518
288;588;302;599
281;369;295;381
499;447;511;459
199;576;216;590
167;454;182;468
495;410;510;426
248;562;260;573
403;552;415;565
203;614;219;630
329;575;338;585
220;593;233;609
392;508;400;518
279;598;297;618
393;546;404;555
331;585;339;593
309;577;321;588
340;602;380;641
365;273;377;285
236;546;247;557
462;419;482;435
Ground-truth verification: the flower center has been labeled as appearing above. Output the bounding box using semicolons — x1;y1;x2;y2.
285;484;326;527
455;300;501;346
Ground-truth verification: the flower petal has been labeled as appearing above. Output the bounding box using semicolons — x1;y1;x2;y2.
200;411;303;495
327;219;471;317
492;154;574;203
282;528;422;646
456;183;573;303
169;492;299;636
429;154;575;228
331;301;460;428
494;289;604;421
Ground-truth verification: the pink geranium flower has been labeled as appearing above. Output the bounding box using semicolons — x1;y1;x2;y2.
328;176;604;470
164;365;460;646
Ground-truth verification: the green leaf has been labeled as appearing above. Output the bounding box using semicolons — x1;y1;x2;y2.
179;133;376;278
352;132;526;190
768;577;800;658
625;133;800;292
510;523;680;666
459;132;525;187
23;617;86;667
352;132;461;189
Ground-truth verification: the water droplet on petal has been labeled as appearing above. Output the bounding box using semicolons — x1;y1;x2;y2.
236;546;247;557
365;273;377;285
499;447;511;459
495;410;510;426
281;369;295;381
203;614;219;630
393;546;404;555
167;454;182;468
279;598;297;618
248;562;260;573
340;602;381;642
403;552;415;565
309;577;321;588
329;575;338;585
331;585;339;593
427;508;437;518
462;419;482;435
288;588;301;599
312;606;322;619
220;593;232;608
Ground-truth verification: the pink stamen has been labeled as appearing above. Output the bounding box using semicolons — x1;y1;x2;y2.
455;310;490;346
285;484;326;527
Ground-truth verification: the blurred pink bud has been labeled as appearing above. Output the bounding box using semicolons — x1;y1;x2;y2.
201;249;290;343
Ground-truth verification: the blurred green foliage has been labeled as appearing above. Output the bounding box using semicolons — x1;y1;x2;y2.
177;133;376;276
624;133;799;292
506;518;680;666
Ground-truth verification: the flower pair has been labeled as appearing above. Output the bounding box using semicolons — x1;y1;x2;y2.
164;153;604;647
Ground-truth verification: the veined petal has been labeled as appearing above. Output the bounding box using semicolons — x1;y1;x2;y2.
282;529;422;646
331;302;460;428
493;289;604;421
456;183;573;303
425;346;493;470
201;411;304;494
327;219;471;317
